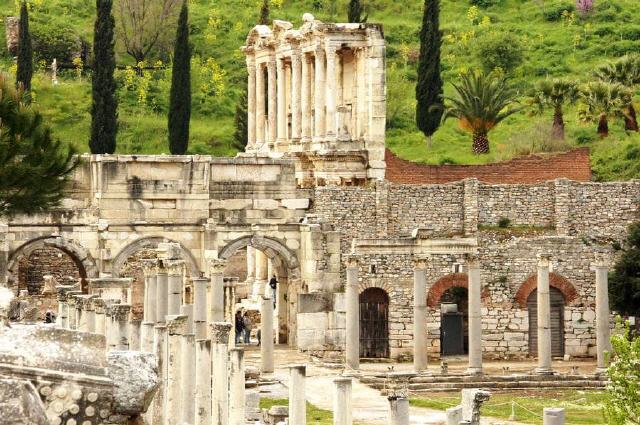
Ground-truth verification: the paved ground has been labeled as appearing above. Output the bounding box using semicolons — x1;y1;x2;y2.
240;345;562;424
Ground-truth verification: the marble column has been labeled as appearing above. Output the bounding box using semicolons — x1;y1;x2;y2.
388;396;409;425
210;259;226;323
291;51;302;141
84;298;96;333
181;333;196;424
229;348;246;425
129;318;141;351
166;315;188;425
193;277;209;340
260;296;274;374
333;376;352;425
594;262;612;372
543;408;565;425
151;324;168;425
466;255;483;375
325;45;337;139
211;322;232;425
94;299;106;336
314;48;326;139
58;299;68;328
345;256;360;371
181;304;194;335
142;262;157;351
254;249;268;298
167;260;185;316
413;257;429;372
276;58;287;146
156;264;169;323
535;254;553;374
256;62;266;146
289;365;307;425
267;59;277;147
247;56;256;149
301;52;312;143
195;339;212;425
113;304;131;351
74;297;83;331
246;246;256;285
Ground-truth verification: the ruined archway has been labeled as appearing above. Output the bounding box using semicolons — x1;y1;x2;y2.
7;236;98;293
111;236;201;277
218;235;300;278
515;273;578;308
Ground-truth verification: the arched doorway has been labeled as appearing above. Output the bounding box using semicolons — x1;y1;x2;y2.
359;287;389;358
527;287;565;357
440;286;469;356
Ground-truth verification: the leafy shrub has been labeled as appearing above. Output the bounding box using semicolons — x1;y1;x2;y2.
470;0;499;8
475;31;523;73
573;128;597;144
31;20;83;64
438;157;458;165
542;1;575;21
498;217;511;228
619;26;640;41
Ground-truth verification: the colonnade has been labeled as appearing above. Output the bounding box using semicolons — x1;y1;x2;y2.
345;254;612;375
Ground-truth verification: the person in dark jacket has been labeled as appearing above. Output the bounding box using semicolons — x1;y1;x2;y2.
269;275;278;308
234;310;244;344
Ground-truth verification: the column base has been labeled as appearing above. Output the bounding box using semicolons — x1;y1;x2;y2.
341;369;362;378
534;367;556;375
465;367;483;376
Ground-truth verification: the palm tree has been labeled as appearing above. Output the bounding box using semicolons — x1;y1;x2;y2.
530;79;578;140
594;55;640;131
579;81;632;138
443;71;520;154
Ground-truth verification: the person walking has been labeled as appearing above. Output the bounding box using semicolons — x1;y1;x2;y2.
269;274;278;308
234;310;244;344
243;312;253;344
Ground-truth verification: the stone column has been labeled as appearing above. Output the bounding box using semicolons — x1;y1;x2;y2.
141;262;157;351
289;365;306;425
181;304;194;335
181;333;196;424
229;348;246;425
193;277;209;340
594;262;612;372
94;299;106;336
466;255;483;375
167;260;185;316
129;318;142;351
291;50;302;142
267;59;277;147
345;256;360;371
166;315;188;425
388;396;409;425
74;296;84;331
151;324;168;425
333;377;352;425
210;259;226;323
113;304;131;351
246;246;256;285
156;264;169;323
276;58;287;146
301;52;312;143
247;56;256;149
256;61;266;146
325;45;337;139
445;406;462;425
84;298;96;333
535;254;553;374
195;339;212;425
211;322;232;425
543;408;565;425
254;249;268;298
260;296;274;374
314;48;326;139
413;256;429;372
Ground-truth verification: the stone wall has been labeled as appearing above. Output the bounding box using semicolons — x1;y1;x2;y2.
478;182;556;228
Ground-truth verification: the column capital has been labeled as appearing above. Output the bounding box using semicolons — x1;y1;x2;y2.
209;259;227;274
413;255;430;269
288;364;307;374
55;285;77;302
167;314;189;336
164;259;185;276
345;255;359;269
464;253;481;267
141;259;158;277
92;298;106;314
537;253;552;267
110;304;131;321
246;55;256;67
210;322;232;344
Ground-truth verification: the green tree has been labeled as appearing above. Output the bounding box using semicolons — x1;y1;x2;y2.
594;55;640;132
259;0;270;25
234;83;248;152
90;0;118;154
605;323;640;425
609;222;640;317
475;31;523;74
443;71;520;154
579;81;631;138
16;2;33;95
348;0;367;23
0;74;78;216
416;0;444;148
530;79;578;140
168;2;191;155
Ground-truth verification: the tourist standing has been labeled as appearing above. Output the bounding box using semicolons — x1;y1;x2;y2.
243;312;253;344
269;275;278;307
234;310;244;344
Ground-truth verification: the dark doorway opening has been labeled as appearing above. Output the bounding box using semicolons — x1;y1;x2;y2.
440;286;469;356
359;287;390;358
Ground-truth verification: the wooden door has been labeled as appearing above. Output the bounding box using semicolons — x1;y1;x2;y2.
528;287;565;357
359;288;390;358
441;312;465;356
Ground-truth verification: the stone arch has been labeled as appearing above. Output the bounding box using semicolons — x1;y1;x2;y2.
7;236;98;291
218;235;300;279
358;279;393;295
427;273;490;308
111;236;201;277
515;272;578;308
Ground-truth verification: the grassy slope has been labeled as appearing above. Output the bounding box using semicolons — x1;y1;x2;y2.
1;0;640;180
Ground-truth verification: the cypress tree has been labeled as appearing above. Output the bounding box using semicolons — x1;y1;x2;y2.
233;85;248;152
416;0;444;147
168;2;191;155
259;0;270;25
90;0;118;154
16;2;33;94
348;0;367;23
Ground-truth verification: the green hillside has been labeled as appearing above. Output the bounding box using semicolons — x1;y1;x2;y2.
1;0;640;180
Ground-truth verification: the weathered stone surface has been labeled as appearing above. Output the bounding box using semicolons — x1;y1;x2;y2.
107;351;159;416
0;378;48;425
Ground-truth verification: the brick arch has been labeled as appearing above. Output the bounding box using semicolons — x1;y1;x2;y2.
514;273;579;308
426;273;490;308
